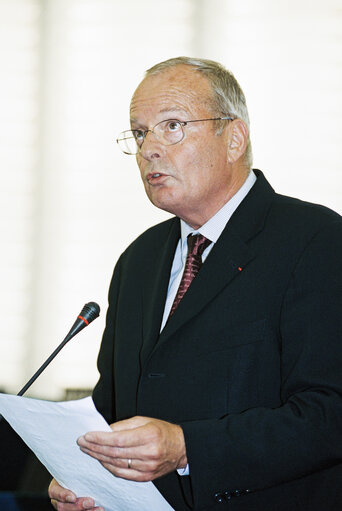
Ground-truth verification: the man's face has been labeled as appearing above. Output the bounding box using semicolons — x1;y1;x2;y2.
130;65;235;228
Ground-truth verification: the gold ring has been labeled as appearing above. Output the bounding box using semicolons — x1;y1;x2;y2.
128;458;132;469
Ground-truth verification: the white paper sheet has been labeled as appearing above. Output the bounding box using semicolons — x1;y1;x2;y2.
0;393;174;511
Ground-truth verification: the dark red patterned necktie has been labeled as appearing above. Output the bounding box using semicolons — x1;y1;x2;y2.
168;233;211;318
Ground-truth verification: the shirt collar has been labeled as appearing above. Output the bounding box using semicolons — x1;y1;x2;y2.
180;170;257;247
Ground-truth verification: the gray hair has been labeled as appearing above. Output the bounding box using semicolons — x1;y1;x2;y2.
146;56;253;168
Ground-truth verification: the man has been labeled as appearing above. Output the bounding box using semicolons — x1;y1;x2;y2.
49;57;342;511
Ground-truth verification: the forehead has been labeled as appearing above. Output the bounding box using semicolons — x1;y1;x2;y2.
130;65;213;121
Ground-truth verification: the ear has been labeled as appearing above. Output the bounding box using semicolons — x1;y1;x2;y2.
226;119;249;164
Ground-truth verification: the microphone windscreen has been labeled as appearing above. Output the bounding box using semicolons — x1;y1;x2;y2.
79;302;100;324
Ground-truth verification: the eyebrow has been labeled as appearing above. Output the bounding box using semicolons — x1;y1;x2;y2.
130;107;188;126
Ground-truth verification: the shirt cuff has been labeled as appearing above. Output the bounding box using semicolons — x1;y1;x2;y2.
177;464;190;476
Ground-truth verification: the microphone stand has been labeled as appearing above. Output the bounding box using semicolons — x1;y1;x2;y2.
0;302;100;422
7;302;100;398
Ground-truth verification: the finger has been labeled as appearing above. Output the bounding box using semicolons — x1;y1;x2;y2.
93;451;164;482
50;497;101;511
101;456;158;473
78;439;143;462
109;416;151;432
78;437;160;466
79;445;157;472
78;427;144;449
79;421;157;450
48;479;77;503
78;445;136;468
78;421;167;464
101;462;156;482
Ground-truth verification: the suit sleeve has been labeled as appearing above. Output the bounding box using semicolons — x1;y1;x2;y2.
180;219;342;509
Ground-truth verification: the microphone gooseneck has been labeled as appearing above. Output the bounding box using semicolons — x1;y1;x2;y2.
17;302;100;397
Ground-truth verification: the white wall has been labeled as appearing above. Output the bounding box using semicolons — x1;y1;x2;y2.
0;0;341;398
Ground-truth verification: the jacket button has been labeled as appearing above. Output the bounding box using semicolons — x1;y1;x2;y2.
214;492;225;503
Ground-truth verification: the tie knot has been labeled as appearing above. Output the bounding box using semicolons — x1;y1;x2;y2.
187;233;211;257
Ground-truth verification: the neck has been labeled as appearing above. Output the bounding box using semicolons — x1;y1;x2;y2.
183;168;251;229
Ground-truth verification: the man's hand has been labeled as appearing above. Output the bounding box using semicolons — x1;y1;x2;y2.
77;416;188;482
48;478;104;511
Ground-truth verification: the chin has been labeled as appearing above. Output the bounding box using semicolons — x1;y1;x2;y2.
148;191;182;216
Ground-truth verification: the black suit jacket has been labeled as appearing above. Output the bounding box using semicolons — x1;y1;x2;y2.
93;171;342;510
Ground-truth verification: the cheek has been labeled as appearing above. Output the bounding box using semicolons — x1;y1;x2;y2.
136;158;146;179
180;152;212;186
171;146;204;181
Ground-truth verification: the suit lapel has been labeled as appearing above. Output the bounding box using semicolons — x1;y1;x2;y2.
156;170;276;346
140;218;180;364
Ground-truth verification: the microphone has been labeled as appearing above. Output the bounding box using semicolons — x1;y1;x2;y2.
17;302;100;397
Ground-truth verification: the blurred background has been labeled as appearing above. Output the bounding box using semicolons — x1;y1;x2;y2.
0;0;341;400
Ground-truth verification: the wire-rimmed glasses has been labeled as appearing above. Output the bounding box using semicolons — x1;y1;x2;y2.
116;116;234;155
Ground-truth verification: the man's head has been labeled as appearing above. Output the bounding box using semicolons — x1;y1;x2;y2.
128;57;252;229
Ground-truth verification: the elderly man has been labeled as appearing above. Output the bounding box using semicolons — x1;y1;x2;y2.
49;57;342;511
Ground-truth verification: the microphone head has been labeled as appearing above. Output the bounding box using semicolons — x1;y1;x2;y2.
79;302;100;324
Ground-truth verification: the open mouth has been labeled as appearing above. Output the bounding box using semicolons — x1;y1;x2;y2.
147;172;167;182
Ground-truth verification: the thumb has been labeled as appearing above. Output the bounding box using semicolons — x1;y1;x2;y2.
110;415;152;432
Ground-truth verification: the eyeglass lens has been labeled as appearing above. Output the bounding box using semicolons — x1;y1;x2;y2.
117;119;185;155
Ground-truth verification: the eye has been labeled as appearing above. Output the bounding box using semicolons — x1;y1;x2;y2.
166;120;182;132
132;130;145;145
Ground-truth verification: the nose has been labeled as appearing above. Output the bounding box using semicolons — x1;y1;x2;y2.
139;131;163;161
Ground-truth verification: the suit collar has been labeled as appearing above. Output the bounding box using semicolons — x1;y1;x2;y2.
226;169;275;242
